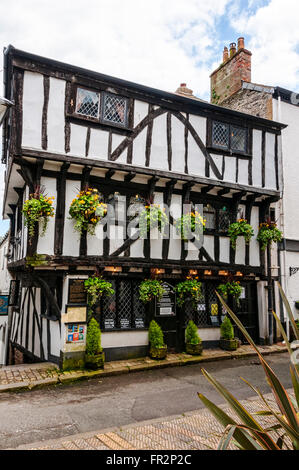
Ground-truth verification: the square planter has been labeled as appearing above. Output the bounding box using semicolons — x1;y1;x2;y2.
186;342;203;355
149;345;167;360
219;338;239;351
85;351;105;370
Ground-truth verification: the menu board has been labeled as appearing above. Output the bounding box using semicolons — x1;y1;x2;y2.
104;318;115;329
156;282;176;316
68;279;87;304
120;318;130;329
135;317;145;329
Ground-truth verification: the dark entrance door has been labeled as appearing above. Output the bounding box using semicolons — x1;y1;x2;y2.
233;282;259;343
154;282;178;352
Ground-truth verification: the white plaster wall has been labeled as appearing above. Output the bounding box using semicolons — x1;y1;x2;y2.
134;100;148;127
150;114;168;170
37;176;57;255
250;206;260;266
87;224;104;256
102;330;149;348
223;156;236;183
203;235;214;260
198;327;220;342
285;252;299;320
188;115;206;178
0;317;8;365
238;159;249;186
0;238;11;294
168;194;182;260
252;130;262;187
219;237;230;263
210;154;223;179
265;132;276;190
63;180;80;256
88;128;109;160
257;281;268;341
132;128;147;167
22;71;43;149
47;77;65;153
235;237;246;265
171;116;185;173
70;123;88;156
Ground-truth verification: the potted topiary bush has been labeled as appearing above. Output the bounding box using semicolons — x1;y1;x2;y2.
85;318;105;369
219;316;239;351
148;320;167;360
185;320;203;355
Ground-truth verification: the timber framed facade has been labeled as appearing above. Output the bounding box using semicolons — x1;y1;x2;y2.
2;45;286;367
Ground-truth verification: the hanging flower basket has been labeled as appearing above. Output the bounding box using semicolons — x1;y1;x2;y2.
217;281;242;306
257;221;282;251
228;218;254;249
22;188;55;240
139;279;165;304
139;204;168;238
175;277;202;308
69;187;107;235
175;211;206;241
84;276;114;307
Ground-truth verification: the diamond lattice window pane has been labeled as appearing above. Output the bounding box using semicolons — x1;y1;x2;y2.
231;126;247;152
103;93;127;125
102;280;117;329
118;280;132;329
212;121;229;149
219;206;231;232
75;88;100;118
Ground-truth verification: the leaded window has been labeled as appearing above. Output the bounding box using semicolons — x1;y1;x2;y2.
203;204;216;230
75;88;100;119
211;120;248;154
102;93;128;127
101;279;146;330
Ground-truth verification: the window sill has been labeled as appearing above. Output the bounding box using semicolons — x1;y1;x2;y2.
207;146;252;159
66;113;133;135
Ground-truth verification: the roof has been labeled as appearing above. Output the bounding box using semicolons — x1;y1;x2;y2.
3;45;287;131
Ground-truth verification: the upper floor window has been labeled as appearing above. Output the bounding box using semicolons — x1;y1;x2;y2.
211;121;248;154
71;86;129;128
75;88;100;119
102;93;128;127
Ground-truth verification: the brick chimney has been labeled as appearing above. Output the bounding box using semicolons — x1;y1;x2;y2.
210;37;251;105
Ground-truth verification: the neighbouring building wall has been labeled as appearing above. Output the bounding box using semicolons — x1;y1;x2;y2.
221;87;273;120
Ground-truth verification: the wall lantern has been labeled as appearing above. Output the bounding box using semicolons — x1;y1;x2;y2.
218;270;229;276
150;268;165;275
104;266;122;273
189;269;198;276
0;97;14;127
235;271;243;277
204;270;212;276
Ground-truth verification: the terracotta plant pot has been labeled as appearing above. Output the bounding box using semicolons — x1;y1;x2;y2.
85;351;105;370
186;342;203;355
149;345;167;360
219;338;239;351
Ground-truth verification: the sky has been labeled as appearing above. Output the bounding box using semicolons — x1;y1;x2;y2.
0;0;298;235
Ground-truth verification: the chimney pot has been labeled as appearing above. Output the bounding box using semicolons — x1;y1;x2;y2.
223;47;228;62
229;42;236;57
180;83;186;87
238;37;245;50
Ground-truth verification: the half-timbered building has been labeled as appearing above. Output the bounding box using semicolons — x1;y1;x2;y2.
1;45;286;368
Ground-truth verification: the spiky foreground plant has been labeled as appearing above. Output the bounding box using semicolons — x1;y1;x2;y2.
198;282;299;450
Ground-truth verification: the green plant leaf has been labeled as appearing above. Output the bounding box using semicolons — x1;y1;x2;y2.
197;393;263;450
216;291;299;432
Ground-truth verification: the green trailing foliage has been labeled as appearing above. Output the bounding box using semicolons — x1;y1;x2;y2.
257;221;282;251
69;187;107;236
175;210;206;241
86;318;102;356
197;285;299;450
84;276;114;307
22;187;55;240
217;281;242;305
220;316;234;340
148;320;165;348
139;204;168;238
175;278;202;308
228;218;254;249
139;279;165;303
185;320;201;345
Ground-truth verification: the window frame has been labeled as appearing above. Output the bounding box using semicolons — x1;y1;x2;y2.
208;119;251;157
68;84;132;130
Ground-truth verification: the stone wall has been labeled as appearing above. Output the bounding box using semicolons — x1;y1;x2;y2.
220;89;273;119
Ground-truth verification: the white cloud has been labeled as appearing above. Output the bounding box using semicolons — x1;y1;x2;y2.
230;0;299;90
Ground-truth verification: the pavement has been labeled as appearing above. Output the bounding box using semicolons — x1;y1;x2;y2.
0;343;289;394
0;352;293;449
15;390;287;450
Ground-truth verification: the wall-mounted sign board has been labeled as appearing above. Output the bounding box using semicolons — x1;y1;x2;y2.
156;282;176;316
62;305;87;323
68;279;87;304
